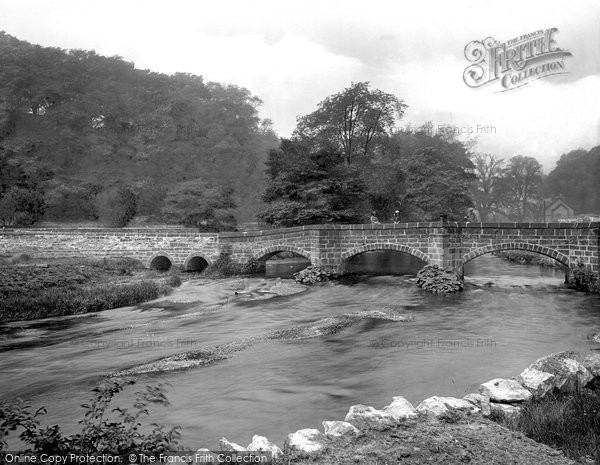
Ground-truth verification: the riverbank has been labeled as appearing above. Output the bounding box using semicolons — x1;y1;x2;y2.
0;256;182;322
213;351;600;464
495;250;561;268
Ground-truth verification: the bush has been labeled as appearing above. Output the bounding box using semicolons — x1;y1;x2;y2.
293;265;339;285
0;186;45;226
95;186;138;227
568;263;600;293
0;379;181;457
416;265;463;294
203;254;243;277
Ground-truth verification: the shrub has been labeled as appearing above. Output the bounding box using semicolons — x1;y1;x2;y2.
568;263;600;293
0;379;181;457
0;186;45;226
416;265;463;294
95;186;138;227
203;254;243;277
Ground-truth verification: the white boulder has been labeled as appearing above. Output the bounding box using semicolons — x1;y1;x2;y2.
529;353;593;392
479;378;532;403
284;428;324;454
219;438;245;452
344;404;397;430
490;402;521;417
383;396;418;421
415;396;479;417
518;367;556;398
247;435;283;459
322;420;360;438
583;353;600;377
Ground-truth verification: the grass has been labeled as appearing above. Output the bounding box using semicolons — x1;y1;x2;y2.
494;387;600;463
0;256;182;322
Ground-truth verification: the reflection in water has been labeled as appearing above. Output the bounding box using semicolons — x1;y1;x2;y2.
0;254;599;449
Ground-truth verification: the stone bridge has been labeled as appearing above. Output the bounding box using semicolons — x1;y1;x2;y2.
0;222;598;278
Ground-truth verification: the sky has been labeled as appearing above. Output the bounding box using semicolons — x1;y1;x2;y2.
0;0;599;172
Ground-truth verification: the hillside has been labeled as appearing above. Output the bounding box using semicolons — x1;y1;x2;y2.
0;31;277;225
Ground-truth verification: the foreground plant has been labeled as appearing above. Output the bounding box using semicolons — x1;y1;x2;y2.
0;379;181;457
416;265;463;294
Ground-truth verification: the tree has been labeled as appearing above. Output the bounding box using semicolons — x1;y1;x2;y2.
499;155;543;221
161;180;237;231
0;186;45;226
470;153;506;221
258;139;367;226
95;186;137;227
294;82;407;164
362;125;476;221
544;146;600;213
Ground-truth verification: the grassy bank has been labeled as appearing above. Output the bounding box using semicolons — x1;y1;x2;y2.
0;256;182;322
495;250;561;268
494;387;600;463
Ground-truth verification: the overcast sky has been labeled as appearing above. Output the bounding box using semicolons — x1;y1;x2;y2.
1;0;599;171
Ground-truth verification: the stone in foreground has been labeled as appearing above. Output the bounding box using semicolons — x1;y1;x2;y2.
490;402;522;417
322;420;360;438
463;393;491;417
247;435;283;459
344;404;397;430
219;438;245;452
416;396;480;417
284;428;324;455
518;367;556;398
383;396;418;421
480;378;532;403
583;353;600;377
529;352;593;392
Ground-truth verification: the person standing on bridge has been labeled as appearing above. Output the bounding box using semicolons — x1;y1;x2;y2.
464;207;481;222
370;211;380;224
393;210;401;224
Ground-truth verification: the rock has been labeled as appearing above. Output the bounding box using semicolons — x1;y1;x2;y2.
247;435;283;459
383;396;418;421
518;367;556;398
415;396;480;417
529;352;593;392
463;393;491;417
284;428;324;455
582;353;600;377
479;378;532;403
322;420;360;438
219;437;246;452
490;402;521;418
344;404;397;430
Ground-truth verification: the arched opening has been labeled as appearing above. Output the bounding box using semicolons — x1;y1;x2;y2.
252;246;312;278
149;255;173;271
344;250;427;275
184;253;211;273
462;245;570;286
263;251;311;278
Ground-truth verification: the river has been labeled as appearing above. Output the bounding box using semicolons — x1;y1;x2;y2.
1;254;599;450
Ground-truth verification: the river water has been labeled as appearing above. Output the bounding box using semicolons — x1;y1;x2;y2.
1;254;599;450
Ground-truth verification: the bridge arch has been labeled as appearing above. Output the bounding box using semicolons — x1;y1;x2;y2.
340;243;429;264
147;252;176;270
184;252;213;272
252;245;312;263
461;242;571;268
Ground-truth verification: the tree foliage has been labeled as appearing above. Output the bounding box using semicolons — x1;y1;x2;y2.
498;155;543;221
0;32;276;224
470;153;506;221
294;82;407;164
161;180;237;231
0;186;45;226
259;139;367;226
544;146;600;214
95;186;137;227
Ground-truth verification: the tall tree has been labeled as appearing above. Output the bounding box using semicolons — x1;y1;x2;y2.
470;153;506;221
258;139;367;226
294;82;407;164
499;155;543;221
